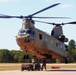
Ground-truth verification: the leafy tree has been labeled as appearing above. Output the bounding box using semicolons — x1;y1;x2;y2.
68;40;76;62
0;49;34;63
0;49;12;62
10;50;25;63
68;39;75;50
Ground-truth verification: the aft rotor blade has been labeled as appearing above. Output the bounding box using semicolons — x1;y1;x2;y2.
32;16;70;19
30;3;60;16
64;21;76;24
34;20;54;25
35;20;76;26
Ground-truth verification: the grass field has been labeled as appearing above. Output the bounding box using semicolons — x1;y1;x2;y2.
0;63;21;71
0;63;76;71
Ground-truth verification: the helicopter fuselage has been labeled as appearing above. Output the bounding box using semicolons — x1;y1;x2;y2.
16;19;68;59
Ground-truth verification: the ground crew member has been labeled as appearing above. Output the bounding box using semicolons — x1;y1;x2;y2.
42;58;46;70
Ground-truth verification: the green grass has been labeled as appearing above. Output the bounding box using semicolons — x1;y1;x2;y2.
0;63;21;71
0;66;21;71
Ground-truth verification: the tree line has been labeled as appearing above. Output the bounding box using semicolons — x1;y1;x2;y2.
67;39;76;63
57;39;76;63
0;39;76;63
0;49;33;63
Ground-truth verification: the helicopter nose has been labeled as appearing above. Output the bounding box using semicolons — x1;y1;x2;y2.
16;33;30;39
24;36;30;42
24;34;35;42
16;34;31;46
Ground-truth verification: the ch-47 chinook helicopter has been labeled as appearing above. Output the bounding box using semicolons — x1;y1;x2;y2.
0;3;76;64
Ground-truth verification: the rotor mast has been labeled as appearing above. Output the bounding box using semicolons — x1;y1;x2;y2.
22;19;35;29
21;3;60;30
52;25;63;38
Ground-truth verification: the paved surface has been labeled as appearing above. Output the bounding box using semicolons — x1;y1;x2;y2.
0;63;76;75
0;69;76;75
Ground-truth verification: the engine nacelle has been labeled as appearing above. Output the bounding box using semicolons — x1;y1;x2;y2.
58;34;68;42
64;38;68;42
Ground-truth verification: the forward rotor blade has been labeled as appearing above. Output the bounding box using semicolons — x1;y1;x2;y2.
0;15;13;18
30;3;60;16
0;15;70;19
0;15;27;19
0;14;8;16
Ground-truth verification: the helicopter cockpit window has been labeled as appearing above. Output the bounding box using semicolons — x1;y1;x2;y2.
18;28;33;36
18;29;27;35
27;29;32;34
19;30;25;33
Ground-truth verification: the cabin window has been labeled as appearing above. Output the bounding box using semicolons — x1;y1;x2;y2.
46;38;48;42
56;43;58;47
51;41;53;44
61;45;62;49
39;34;42;40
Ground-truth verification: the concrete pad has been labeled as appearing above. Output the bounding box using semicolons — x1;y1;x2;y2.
0;70;76;75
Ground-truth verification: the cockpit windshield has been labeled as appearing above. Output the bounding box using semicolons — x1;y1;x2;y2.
18;29;27;35
19;30;26;33
27;29;31;34
18;29;32;36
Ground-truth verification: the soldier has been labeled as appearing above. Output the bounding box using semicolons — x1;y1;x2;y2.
31;58;35;70
42;58;46;70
